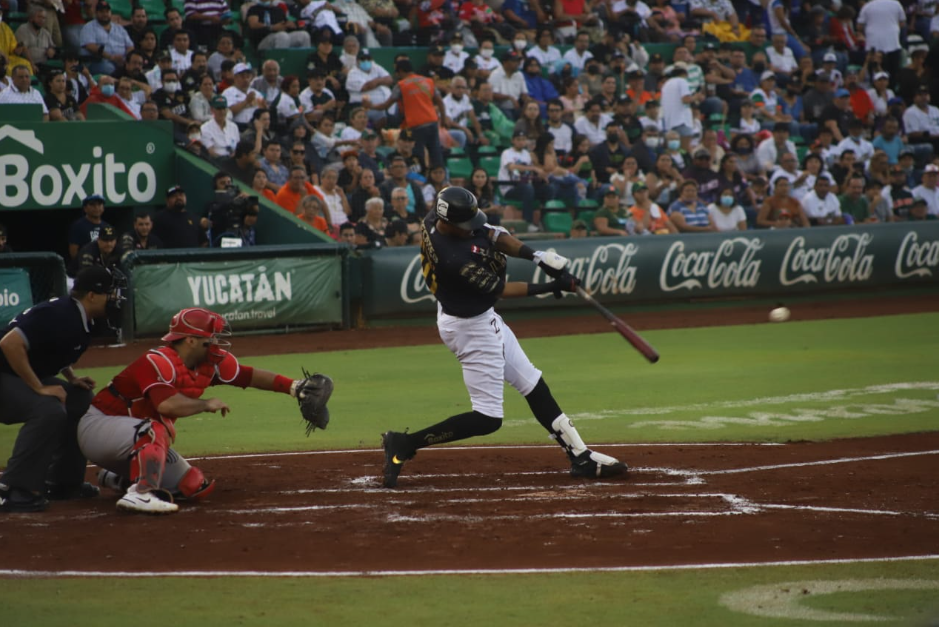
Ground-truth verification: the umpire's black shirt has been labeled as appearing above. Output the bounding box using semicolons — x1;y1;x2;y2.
0;298;92;379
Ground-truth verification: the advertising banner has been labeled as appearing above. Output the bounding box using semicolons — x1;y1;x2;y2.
0;268;33;324
0;122;174;210
362;223;939;317
133;257;342;334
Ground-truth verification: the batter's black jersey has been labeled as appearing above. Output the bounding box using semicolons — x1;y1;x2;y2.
0;298;92;379
420;213;507;318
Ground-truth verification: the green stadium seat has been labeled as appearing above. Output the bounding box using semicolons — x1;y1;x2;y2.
543;199;568;212
447;157;473;180
578;210;596;227
796;146;808;162
375;145;395;160
477;145;498;155
544;212;573;234
448;146;466;157
577;199;599;211
480;156;501;178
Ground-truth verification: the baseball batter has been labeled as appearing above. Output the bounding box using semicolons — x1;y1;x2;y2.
381;186;627;488
78;307;332;514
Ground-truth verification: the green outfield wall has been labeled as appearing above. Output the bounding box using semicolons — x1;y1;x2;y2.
359;223;939;318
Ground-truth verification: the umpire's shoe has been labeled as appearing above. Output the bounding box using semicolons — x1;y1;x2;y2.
570;450;628;479
116;484;179;515
46;481;101;500
381;431;416;488
0;486;50;513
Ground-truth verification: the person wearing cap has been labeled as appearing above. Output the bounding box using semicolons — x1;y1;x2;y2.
62;50;96;106
200;94;240;158
245;0;310;51
631;181;677;235
881;162;915;219
71;224;120;276
593;185;634;236
834;118;875;164
750;70;790;126
903;85;939;156
221;63;267;129
588;121;630;185
871;117;907;166
299;68;338;123
472;38;503;82
78;0;134;75
912;164;939;217
679;147;720;204
818;87;854;142
897;40;933;105
522;57;558;114
67;195;111;260
441;32;468;74
345;49;393;121
0;266;126;512
153;185;208;248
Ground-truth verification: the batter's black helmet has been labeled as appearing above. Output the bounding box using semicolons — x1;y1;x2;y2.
434;186;487;230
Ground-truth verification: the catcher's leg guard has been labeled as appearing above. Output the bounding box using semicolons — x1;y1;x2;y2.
129;421;170;492
176;466;216;501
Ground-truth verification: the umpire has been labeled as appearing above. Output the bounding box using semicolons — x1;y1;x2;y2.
0;266;125;513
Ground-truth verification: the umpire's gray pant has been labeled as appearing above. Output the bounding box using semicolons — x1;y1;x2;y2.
0;372;93;493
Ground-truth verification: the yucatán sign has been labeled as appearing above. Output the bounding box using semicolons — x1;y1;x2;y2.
0;122;174;210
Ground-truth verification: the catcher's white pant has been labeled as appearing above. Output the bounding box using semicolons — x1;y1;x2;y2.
77;406;192;492
437;304;542;418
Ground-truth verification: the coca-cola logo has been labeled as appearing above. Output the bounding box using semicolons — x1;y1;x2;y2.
895;231;939;279
659;237;763;292
780;233;874;286
400;253;434;305
534;243;639;297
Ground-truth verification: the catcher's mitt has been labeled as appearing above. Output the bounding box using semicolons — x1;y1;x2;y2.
296;369;333;435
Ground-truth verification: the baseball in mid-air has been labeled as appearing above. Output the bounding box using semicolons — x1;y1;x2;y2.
769;307;791;323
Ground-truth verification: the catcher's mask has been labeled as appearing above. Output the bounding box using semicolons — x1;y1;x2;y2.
162;307;231;364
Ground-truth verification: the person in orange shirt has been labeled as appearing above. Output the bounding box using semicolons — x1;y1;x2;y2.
625;70;655;108
274;166;322;214
296;194;331;235
251;168;278;203
629;183;676;234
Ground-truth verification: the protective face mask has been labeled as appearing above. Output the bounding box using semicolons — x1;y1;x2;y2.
607;133;619;143
513;39;527;50
189;132;201;141
101;84;115;97
450;44;463;54
721;195;734;207
164;81;180;93
359;61;372;72
667;139;680;150
480;48;493;59
645;137;660;148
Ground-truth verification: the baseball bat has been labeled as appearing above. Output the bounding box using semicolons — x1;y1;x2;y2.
575;286;660;364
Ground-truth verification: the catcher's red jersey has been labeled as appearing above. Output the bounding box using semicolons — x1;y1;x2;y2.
92;346;252;426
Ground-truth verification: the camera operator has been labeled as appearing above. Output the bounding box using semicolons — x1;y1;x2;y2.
202;172;254;247
212;196;260;247
219;140;259;185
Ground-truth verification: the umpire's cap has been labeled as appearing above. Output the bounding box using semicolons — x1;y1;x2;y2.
434;186;486;231
74;266;116;294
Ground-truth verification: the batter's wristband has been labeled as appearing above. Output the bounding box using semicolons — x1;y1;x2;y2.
273;374;294;395
518;244;536;261
526;281;556;296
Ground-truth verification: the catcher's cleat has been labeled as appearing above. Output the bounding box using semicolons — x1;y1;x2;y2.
381;431;415;488
569;449;628;479
116;483;179;515
46;481;101;500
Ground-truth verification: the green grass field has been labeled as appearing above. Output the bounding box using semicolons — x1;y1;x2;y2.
2;312;938;626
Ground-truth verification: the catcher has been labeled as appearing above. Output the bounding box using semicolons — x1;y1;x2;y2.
77;307;332;514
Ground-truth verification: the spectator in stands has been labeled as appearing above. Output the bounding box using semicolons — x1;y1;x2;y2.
545;99;575;155
903;86;939;158
499;129;552;231
912;164;939;216
300;68;339;123
119;212;162;263
345;49;393;125
443;76;481;149
442;32;469;74
669;180;716;232
770;152;812;200
0;224;12;253
707;187;747;232
276;166;320;214
152;185;206;248
69;225;118;277
882;164;915;219
250;59;283;103
347;167;380;221
170;29;194;75
359;196;388;238
756;176;808;227
125;6;150;48
766;32;797;75
315;167;351;227
804;175;847;225
248;168;275;203
488;50;528;119
61;52;94;105
383;219;410;247
898;41;932;105
79;1;133;75
514;99;545;148
835;118;875;164
857;0;905;84
183;0;229;50
16;7;56;72
189;74;218;123
43;71;83;122
872;117;906;165
296;194;330;234
365;59;448;169
67;194;109;260
523;57;558;115
223;63;266;130
467;167;504;225
258;141;289;190
336;221;355;245
683;148;721;205
421;165;450;204
573;97;610;147
0;65;48;119
145;53;172;92
200;95;239;158
246;0;310;50
153;69;195;143
593;186;633;236
630;183;676;235
240;108;275;154
384;186;417;225
829;149;859;190
756;122;796;172
473;38;502;82
220;140;259;185
820;88;855;143
307;30;345;97
114;50;152;98
588;122;629;186
660;66;701;152
528;27;562;68
380;156;428;217
158;8;187;50
862;179;892;222
907;197;937;221
208;33;243;81
140;100;159;121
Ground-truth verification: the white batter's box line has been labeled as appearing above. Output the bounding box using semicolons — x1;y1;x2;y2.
4;555;939;579
684;449;939;476
757;503;939;520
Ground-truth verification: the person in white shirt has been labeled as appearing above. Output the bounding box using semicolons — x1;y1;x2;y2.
344;49;393;123
146;53;172;92
442;33;470;74
169;30;194;74
488;51;528;117
866;71;895;117
707;188;748;231
299;69;338;122
857;0;906;79
545;99;574;153
560;31;593;73
769;152;811;200
526;28;562;68
660;66;700;150
802;176;844;224
115;76;141;119
903;85;939;154
765;33;798;74
473;39;502;81
200;95;241;158
249;60;283;103
0;65;49;120
499;130;545;230
756;122;798;172
222;63;267;127
912;164;939;216
573;97;611;146
833;120;875;164
442;76;479;148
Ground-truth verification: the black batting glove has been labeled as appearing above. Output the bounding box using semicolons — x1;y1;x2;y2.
550;271;580;299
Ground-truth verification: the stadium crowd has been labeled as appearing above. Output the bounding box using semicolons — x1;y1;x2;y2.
1;0;939;252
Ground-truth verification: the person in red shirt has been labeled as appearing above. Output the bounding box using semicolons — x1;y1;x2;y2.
77;308;330;514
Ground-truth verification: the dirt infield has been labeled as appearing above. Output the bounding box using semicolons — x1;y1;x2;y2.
2;290;937;575
1;435;937;574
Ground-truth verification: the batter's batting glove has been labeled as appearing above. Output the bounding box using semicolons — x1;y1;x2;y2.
550;271;580;299
533;250;570;279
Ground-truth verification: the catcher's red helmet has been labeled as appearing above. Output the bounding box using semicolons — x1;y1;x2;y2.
162;308;231;363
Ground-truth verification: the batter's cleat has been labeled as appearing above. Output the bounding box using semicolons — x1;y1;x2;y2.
570;450;628;479
0;487;49;513
46;481;101;500
381;431;416;488
116;484;179;515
